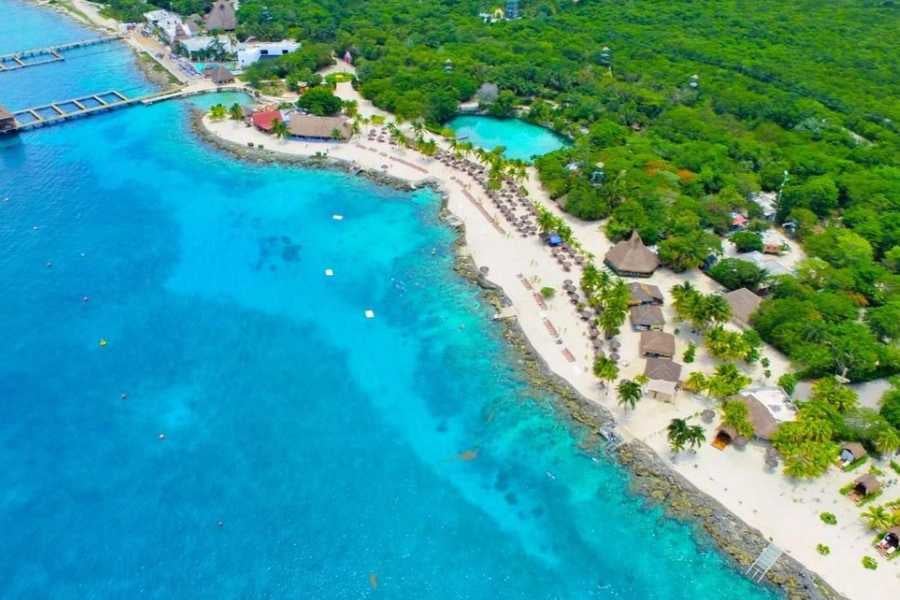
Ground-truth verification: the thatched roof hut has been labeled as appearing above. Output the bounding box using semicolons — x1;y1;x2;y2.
206;64;234;85
639;331;675;358
852;473;881;497
643;358;682;383
840;442;867;463
204;0;236;31
288;114;352;140
604;231;659;277
628;282;664;306
725;287;762;328
630;304;665;331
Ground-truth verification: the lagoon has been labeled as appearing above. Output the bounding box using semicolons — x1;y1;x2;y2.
0;2;776;598
448;115;569;162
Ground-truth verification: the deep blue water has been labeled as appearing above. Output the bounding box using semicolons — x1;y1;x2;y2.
448;115;569;162
0;2;777;598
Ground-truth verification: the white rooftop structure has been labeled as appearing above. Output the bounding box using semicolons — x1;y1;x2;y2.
179;35;235;55
741;385;797;423
744;251;791;277
237;40;300;68
751;191;778;220
144;9;189;43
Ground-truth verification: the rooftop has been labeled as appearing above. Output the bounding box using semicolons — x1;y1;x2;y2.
604;231;659;276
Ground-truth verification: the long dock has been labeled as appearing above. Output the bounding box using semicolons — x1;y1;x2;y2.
0;36;121;73
11;90;140;132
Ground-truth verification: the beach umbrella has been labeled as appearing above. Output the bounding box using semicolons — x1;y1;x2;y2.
609;339;621;350
701;409;716;424
610;352;620;362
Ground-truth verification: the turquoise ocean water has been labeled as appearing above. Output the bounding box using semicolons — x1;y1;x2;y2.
0;2;777;598
448;115;569;162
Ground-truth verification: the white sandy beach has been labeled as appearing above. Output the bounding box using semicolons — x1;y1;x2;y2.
33;3;900;595
201;69;900;597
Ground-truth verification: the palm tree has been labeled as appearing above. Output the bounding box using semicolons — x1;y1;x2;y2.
875;427;900;455
617;379;643;411
685;424;706;450
272;119;289;140
862;505;893;532
670;281;697;321
598;279;629;339
704;294;732;327
228;103;243;121
683;371;709;396
593;356;619;400
209;103;227;120
537;206;557;236
667;418;690;453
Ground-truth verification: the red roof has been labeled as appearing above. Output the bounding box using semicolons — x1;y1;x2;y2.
252;110;282;132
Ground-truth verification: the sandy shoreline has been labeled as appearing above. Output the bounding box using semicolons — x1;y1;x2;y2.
31;1;898;597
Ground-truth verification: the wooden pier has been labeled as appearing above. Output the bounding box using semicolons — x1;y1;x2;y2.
0;36;121;73
10;90;140;132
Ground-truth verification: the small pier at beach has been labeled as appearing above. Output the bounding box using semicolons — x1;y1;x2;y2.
0;36;121;73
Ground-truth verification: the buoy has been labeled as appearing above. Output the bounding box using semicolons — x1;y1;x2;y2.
98;338;108;347
217;520;224;528
158;433;166;440
82;296;90;303
120;393;128;400
324;268;334;277
364;309;375;319
45;261;53;268
332;214;344;221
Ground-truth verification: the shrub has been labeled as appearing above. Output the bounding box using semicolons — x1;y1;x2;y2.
683;342;696;363
861;556;877;570
730;231;763;253
816;544;830;556
778;373;798;396
540;287;556;299
819;512;837;525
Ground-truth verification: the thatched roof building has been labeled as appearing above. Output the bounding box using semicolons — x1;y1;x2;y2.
204;0;236;31
840;442;867;463
288;114;352;140
736;393;780;441
852;473;881;497
725;287;762;328
630;304;665;331
639;331;675;358
206;64;234;85
643;357;682;383
628;282;663;306
604;231;659;277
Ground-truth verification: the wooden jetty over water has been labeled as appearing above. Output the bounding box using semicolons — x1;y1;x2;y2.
0;36;121;73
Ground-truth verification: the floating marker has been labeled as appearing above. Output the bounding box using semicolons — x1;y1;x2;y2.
158;433;166;440
364;309;375;319
332;214;344;221
324;268;334;277
98;338;108;347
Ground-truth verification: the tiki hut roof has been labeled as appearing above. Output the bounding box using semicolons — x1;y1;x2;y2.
725;287;762;327
207;64;234;84
643;358;682;383
604;231;659;276
841;442;867;460
639;331;675;358
288;114;352;140
628;282;664;306
853;473;881;496
204;0;236;31
737;394;780;440
630;304;665;328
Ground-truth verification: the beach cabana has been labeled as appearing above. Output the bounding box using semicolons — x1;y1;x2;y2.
206;64;235;85
604;231;659;277
713;424;742;450
630;304;664;331
849;474;881;502
725;288;762;329
839;442;867;468
251;109;282;132
646;378;677;403
288;114;352;141
639;331;675;359
628;282;663;306
643;357;681;384
877;526;900;557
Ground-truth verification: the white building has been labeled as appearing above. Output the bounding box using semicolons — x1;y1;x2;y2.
236;40;300;68
751;191;778;220
143;10;192;43
179;35;235;57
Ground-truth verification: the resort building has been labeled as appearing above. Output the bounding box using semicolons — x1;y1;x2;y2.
251;108;283;132
628;282;663;306
604;231;659;277
237;40;300;68
0;105;16;134
288;114;352;141
204;0;237;31
715;387;792;447
639;331;675;359
724;287;762;329
629;304;664;331
178;35;235;59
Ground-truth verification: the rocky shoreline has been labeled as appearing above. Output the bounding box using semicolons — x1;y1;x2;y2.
191;109;845;600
